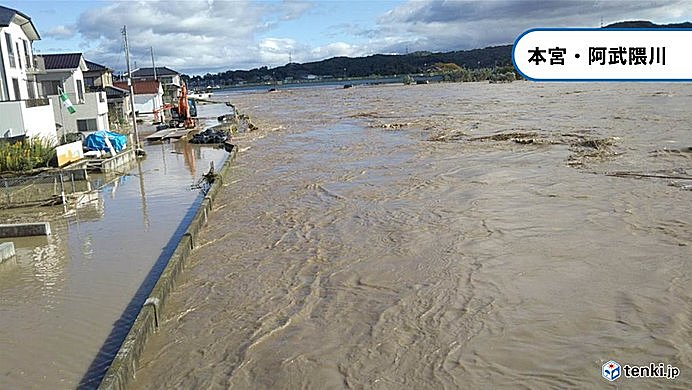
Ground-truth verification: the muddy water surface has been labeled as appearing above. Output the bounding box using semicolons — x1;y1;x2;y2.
0;111;227;388
135;82;690;389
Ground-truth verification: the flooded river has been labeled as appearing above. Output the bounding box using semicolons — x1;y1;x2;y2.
133;81;691;389
9;81;688;389
129;81;691;389
0;109;228;388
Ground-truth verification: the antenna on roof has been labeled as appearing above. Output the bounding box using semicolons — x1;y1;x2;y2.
600;17;604;28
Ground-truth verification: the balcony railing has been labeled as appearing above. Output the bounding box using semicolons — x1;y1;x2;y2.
26;55;46;75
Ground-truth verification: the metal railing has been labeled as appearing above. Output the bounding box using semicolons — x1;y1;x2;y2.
26;55;46;75
0;171;90;209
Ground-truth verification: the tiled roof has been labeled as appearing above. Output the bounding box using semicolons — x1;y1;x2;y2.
42;53;83;70
131;67;180;77
85;60;110;72
113;80;161;95
105;85;129;98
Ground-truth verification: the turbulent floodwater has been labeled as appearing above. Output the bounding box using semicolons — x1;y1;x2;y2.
134;82;690;389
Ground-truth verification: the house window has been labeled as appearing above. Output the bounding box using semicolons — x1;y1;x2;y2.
42;80;63;95
84;77;95;87
76;79;84;103
12;78;20;100
77;119;98;132
0;43;6;100
16;42;22;69
23;40;32;69
4;33;15;68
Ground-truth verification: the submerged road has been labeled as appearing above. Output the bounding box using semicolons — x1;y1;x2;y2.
133;82;691;389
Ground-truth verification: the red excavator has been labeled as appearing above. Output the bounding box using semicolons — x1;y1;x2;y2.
154;82;198;128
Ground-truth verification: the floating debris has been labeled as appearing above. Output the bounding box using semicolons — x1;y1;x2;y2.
190;128;228;144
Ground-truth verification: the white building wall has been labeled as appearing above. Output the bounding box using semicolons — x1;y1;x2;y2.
0;100;57;142
22;101;57;142
50;91;109;132
133;93;162;114
0;23;34;100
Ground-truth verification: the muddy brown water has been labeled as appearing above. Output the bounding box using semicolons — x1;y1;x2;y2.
64;82;692;388
0;105;229;389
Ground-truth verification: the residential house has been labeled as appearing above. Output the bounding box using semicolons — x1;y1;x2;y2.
84;59;131;127
113;80;163;120
105;85;131;127
0;5;56;142
131;66;181;105
83;60;113;90
37;53;109;135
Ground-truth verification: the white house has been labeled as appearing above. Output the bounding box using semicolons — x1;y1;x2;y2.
113;80;163;120
0;5;56;142
37;53;109;135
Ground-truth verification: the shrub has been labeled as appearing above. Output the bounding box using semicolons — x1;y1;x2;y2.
0;137;57;172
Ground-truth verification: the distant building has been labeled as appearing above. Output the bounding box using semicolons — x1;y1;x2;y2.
84;60;132;128
113;80;163;120
0;5;57;141
105;85;131;128
131;66;181;105
37;53;109;135
83;60;113;90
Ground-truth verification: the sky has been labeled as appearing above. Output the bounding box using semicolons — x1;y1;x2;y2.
3;0;691;75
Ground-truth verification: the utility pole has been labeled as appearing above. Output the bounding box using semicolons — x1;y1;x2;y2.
151;46;157;80
150;46;159;122
122;25;142;153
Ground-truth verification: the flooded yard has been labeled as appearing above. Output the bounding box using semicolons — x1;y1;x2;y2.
0;110;228;388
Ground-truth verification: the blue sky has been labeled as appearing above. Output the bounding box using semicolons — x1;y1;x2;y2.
3;0;691;75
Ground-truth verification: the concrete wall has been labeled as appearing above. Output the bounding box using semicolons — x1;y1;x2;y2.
22;100;58;141
0;99;57;141
99;147;237;389
133;93;162;115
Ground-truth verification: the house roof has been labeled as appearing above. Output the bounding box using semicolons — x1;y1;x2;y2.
42;53;85;70
85;60;110;72
105;85;129;98
131;67;180;78
113;80;161;95
0;5;40;40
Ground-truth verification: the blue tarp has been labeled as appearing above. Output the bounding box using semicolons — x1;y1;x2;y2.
84;131;127;153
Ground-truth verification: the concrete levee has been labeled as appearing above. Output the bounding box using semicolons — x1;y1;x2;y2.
98;146;236;389
0;222;51;238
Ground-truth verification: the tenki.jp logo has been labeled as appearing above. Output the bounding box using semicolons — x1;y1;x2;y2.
602;360;622;381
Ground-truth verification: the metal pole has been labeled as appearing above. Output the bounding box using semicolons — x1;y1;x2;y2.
123;25;141;152
151;47;159;122
151;47;157;81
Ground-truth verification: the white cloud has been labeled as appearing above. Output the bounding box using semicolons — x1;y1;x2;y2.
45;25;77;40
75;0;301;73
70;0;691;74
373;0;691;53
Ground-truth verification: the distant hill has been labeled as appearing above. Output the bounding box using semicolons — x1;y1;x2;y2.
185;45;513;87
185;20;691;87
604;20;692;29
